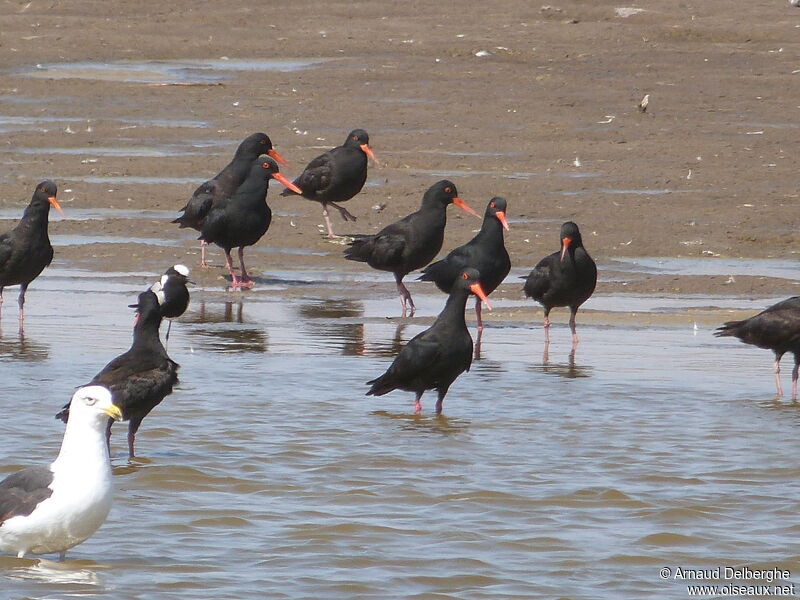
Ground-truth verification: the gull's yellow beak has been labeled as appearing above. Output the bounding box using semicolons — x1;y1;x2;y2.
104;405;124;421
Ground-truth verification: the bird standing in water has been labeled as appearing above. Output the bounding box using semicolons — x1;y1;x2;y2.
0;386;122;560
344;180;478;316
367;268;490;415
0;180;64;331
56;291;179;458
715;297;800;400
523;221;597;346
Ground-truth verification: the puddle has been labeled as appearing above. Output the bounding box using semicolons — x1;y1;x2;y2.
562;188;692;196
609;257;800;280
0;146;203;157
51;235;181;247
15;58;335;84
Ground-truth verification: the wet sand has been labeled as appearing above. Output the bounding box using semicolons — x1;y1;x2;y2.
1;0;799;301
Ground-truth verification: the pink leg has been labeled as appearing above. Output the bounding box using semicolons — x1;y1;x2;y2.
225;249;242;290
200;240;209;268
322;204;336;238
543;309;551;343
238;247;254;288
395;275;415;317
475;297;484;332
569;307;579;348
774;353;784;397
414;392;423;415
435;390;447;415
18;284;27;332
792;359;799;401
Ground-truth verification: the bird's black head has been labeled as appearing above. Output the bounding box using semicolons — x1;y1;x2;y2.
484;197;510;230
250;156;303;194
345;129;370;147
560;221;583;248
455;267;492;307
128;290;162;326
30;180;64;215
238;132;274;156
422;180;478;216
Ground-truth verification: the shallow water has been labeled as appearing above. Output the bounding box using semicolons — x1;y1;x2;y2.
1;266;799;599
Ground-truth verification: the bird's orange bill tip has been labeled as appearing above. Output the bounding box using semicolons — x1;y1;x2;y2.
104;405;124;421
453;197;480;217
273;173;303;194
469;282;492;310
560;236;572;261
48;196;65;216
495;210;510;231
360;143;379;165
267;148;289;166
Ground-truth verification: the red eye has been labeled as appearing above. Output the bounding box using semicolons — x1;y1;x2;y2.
445;187;451;193
490;201;495;208
461;272;469;280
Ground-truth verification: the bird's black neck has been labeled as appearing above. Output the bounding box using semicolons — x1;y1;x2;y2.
132;310;167;356
18;198;52;237
436;287;470;329
477;214;504;242
234;176;270;207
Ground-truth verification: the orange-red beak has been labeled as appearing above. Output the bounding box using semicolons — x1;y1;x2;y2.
360;143;379;165
48;195;65;216
453;197;480;218
495;210;510;231
560;236;572;261
469;282;492;310
272;173;303;195
267;148;289;167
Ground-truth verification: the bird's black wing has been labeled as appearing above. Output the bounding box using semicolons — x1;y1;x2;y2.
282;153;333;198
0;230;17;273
0;466;54;525
522;253;556;300
367;330;440;396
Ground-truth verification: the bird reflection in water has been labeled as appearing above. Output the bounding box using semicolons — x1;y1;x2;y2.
3;557;102;586
298;298;366;355
0;328;49;362
184;300;267;353
371;410;469;436
536;340;592;379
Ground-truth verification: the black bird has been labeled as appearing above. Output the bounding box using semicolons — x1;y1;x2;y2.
199;156;301;290
280;128;377;238
0;180;64;330
0;386;122;559
344;180;478;316
523;221;597;345
419;197;510;330
172;133;288;267
56;291;179;458
715;296;800;400
367;268;490;415
150;264;191;341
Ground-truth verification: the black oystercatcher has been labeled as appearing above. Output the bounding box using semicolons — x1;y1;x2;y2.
367;268;490;415
56;291;179;458
280;128;377;238
715;296;800;399
0;386;122;559
523;221;597;345
150;264;191;341
199;156;301;290
344;180;478;317
172;132;288;267
0;180;64;330
419;197;510;330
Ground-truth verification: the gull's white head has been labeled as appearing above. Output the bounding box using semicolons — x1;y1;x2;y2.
67;386;123;424
172;264;190;278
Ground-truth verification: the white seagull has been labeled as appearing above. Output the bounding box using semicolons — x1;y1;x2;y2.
0;386;122;560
